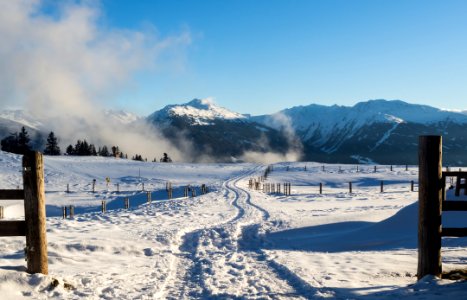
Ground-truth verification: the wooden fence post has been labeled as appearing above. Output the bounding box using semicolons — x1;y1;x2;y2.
374;165;377;173
69;206;74;218
66;184;69;193
23;151;48;275
62;206;67;219
101;200;106;213
349;182;352;194
411;180;415;192
319;183;322;194
417;135;442;279
380;181;384;193
147;191;151;203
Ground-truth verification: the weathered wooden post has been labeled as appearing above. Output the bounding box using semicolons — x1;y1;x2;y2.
101;200;106;213
62;206;67;219
0;206;3;219
319;183;322;194
411;180;415;192
349;182;352;194
23;151;48;275
356;165;359;173
418;135;442;279
380;181;384;193
390;165;393;171
124;197;129;209
69;206;74;218
406;165;409;171
147;191;151;204
92;179;96;193
374;165;377;173
66;184;70;193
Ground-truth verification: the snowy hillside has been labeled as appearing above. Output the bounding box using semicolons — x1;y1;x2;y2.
2;99;467;164
252;100;467;142
0;110;44;131
147;98;246;126
0;151;466;299
251;100;467;164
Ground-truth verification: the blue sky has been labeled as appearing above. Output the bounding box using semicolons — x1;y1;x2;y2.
53;1;467;115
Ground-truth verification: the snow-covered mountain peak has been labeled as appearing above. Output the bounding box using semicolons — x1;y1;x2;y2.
149;98;246;126
0;109;43;130
104;110;140;125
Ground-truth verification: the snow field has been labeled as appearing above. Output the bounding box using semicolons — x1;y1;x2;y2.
0;152;466;299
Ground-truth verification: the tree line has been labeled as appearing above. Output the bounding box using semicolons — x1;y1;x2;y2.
1;126;172;162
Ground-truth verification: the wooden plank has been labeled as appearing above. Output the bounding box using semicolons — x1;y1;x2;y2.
418;135;443;280
0;220;26;236
443;201;467;211
0;189;24;200
442;171;467;176
23;151;48;275
442;228;467;237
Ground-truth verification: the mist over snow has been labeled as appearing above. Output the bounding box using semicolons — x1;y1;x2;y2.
0;0;191;160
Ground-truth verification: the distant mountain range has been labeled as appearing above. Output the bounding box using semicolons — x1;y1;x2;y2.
1;99;467;164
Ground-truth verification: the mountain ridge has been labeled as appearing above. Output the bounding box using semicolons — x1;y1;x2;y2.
1;99;466;164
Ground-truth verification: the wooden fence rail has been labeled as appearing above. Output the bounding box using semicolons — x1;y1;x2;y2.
0;151;48;274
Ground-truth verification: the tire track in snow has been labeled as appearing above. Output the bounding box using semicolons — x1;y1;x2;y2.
159;166;261;299
162;165;321;299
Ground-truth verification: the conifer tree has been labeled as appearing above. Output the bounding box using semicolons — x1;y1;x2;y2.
17;126;31;154
66;144;74;155
1;133;19;154
100;145;110;156
44;132;61;155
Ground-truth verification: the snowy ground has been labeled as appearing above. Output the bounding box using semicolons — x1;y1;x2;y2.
0;151;466;299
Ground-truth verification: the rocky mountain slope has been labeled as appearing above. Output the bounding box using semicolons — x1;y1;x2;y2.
2;99;466;164
252;100;467;164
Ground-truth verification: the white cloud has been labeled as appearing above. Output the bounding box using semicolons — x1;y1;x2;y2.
0;0;192;159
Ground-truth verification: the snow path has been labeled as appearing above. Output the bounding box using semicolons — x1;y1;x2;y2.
161;166;315;299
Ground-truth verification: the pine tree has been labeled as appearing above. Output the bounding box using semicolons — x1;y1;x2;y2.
17;126;31;154
43;132;61;155
1;133;19;154
89;144;97;156
66;144;74;155
99;145;109;156
111;146;120;157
